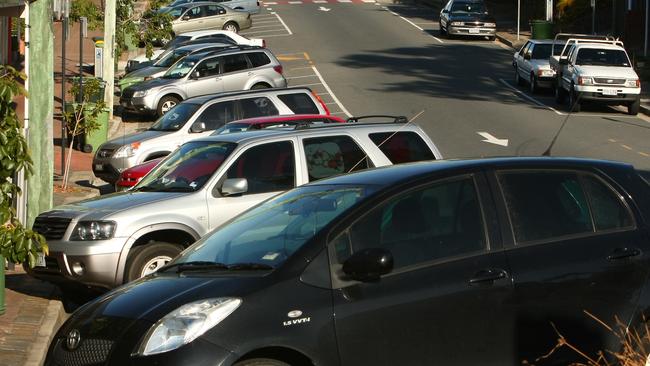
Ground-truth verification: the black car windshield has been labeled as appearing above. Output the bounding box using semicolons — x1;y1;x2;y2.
134;141;237;192
575;48;631;67
173;185;372;268
154;49;191;68
164;35;191;50
451;2;487;13
149;103;200;131
163;58;196;78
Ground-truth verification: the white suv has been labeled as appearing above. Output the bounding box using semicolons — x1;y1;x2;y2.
30;120;442;296
96;87;329;183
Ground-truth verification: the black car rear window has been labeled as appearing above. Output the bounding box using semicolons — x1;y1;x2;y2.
278;93;319;114
248;52;271;68
531;44;552;59
369;132;435;164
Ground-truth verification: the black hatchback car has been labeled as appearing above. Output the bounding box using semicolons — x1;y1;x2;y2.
45;157;650;366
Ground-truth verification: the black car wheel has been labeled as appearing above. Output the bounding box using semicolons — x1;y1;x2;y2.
125;242;183;282
568;86;581;113
529;74;538;94
628;98;640;115
234;359;291;366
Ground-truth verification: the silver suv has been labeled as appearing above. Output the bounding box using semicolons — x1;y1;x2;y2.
120;46;287;117
29;120;442;293
96;87;328;184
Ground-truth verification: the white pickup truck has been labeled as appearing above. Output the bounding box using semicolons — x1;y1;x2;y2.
549;33;641;115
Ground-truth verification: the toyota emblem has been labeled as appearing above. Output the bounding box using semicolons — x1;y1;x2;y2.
66;329;81;350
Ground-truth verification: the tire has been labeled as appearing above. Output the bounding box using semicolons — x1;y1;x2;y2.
234;359;291;366
223;22;239;33
555;82;566;104
568;86;581;113
125;242;183;282
515;67;523;86
251;83;270;90
529;74;538;94
628;98;640;115
156;95;180;117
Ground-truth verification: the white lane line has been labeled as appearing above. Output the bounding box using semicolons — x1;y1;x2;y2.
362;0;376;3
286;75;319;80
241;29;288;34
311;65;352;117
253;19;284;24
288;1;302;3
338;0;353;2
264;1;277;4
385;9;444;44
499;78;564;116
253;14;280;18
313;0;328;3
274;11;293;34
331;111;349;115
246;24;287;29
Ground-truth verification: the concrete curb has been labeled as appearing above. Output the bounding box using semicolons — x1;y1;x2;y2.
24;300;65;366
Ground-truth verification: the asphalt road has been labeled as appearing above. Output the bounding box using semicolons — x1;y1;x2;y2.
246;0;650;175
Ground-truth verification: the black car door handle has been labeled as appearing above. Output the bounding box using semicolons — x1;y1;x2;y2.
469;269;508;285
607;247;642;261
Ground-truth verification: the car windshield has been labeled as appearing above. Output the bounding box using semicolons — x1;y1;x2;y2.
451;2;487;13
575;48;631;67
134;141;237;192
164;35;191;50
172;185;372;268
154;49;191;68
531;44;552;59
162;58;196;78
160;6;187;20
149;103;201;131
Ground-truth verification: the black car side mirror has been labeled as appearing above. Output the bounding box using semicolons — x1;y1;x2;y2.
342;248;393;282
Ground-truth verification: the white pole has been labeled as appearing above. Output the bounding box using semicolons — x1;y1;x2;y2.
517;0;520;40
16;3;29;226
102;0;115;119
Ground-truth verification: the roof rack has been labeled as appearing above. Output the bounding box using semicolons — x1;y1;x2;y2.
192;45;263;58
552;33;623;58
346;115;409;124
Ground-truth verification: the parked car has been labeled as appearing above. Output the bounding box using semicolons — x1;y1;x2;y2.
439;0;496;40
120;46;287;118
43;156;650;365
126;30;264;73
165;0;260;13
513;39;562;93
549;33;641;114
119;42;233;92
114;115;346;191
167;2;252;34
103;87;328;183
29;119;442;305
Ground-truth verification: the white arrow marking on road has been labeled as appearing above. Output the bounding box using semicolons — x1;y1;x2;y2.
477;132;509;147
318;6;331;11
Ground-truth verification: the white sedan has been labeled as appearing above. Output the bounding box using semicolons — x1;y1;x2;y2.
513;39;562;93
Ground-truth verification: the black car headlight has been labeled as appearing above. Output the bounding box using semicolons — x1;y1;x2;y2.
135;298;242;356
70;221;116;241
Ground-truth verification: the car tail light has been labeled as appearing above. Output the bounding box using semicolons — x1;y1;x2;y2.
636;79;641;88
273;65;283;74
312;91;330;115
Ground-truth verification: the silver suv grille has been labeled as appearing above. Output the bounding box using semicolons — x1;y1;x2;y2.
32;217;72;240
594;78;625;85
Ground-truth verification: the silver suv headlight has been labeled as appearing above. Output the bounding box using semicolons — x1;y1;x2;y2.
70;221;116;241
133;90;149;97
113;143;141;158
135;298;242;356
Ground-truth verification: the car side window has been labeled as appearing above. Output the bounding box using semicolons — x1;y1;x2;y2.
582;175;634;231
302;135;373;182
519;42;530;57
225;141;295;195
525;44;533;58
195;57;221;78
196;101;236;130
333;177;486;270
499;171;593;243
248;52;271;68
186;6;203;18
204;5;221;15
368;131;435;164
238;97;280;119
277;93;319;114
222;54;249;73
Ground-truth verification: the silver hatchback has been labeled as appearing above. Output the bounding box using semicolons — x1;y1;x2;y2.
120;46;287;117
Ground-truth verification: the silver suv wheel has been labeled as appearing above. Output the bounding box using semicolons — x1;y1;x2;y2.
140;255;173;277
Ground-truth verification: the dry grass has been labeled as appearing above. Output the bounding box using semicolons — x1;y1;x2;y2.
525;311;650;366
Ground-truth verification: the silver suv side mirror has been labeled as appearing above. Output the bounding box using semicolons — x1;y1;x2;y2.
190;121;206;133
221;178;248;196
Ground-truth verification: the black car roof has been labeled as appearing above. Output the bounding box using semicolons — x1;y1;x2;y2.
306;157;633;189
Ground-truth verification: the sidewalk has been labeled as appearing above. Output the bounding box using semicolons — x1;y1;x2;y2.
495;30;650;117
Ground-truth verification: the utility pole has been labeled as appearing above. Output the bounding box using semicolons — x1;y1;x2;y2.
103;0;116;119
